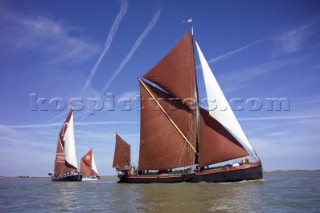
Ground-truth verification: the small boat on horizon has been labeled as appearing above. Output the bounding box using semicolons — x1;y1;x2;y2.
80;148;100;181
49;109;82;182
112;133;132;173
112;30;263;183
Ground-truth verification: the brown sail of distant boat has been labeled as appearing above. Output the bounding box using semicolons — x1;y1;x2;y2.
81;149;100;181
113;31;263;183
49;109;82;181
112;133;131;172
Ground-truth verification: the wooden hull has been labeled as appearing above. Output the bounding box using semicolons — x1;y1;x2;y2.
52;173;82;182
118;162;262;183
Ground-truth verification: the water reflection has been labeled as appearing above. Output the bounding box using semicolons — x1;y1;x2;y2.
2;173;318;212
132;180;264;212
48;182;82;211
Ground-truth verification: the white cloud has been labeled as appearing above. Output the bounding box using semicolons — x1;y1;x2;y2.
218;56;304;92
0;124;54;149
0;123;60;176
271;14;320;57
0;7;99;65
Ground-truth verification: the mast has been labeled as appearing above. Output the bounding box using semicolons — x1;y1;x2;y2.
190;28;201;164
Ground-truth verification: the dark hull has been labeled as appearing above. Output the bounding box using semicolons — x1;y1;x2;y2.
52;173;82;182
118;162;262;183
191;163;263;183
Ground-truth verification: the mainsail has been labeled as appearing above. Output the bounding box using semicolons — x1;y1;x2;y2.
113;133;131;169
54;109;78;177
138;79;196;170
81;149;99;177
138;32;198;171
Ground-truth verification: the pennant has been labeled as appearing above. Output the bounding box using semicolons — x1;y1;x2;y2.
182;18;192;23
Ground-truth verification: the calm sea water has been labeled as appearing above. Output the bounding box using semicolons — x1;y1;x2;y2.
0;171;319;213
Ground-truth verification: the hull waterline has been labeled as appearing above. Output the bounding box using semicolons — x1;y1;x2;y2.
82;176;100;181
51;173;82;182
118;162;262;184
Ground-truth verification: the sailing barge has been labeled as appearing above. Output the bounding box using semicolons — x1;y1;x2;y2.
113;31;263;183
49;109;82;181
80;149;100;181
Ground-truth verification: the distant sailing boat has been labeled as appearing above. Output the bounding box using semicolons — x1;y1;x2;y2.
113;31;263;183
49;109;82;181
112;133;132;172
80;149;100;180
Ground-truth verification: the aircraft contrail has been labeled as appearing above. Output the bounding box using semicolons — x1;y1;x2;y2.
102;9;161;93
82;0;128;91
208;38;268;64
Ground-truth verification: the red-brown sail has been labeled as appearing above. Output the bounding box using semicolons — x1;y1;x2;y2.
81;149;99;177
199;108;249;168
53;110;77;177
113;134;131;168
138;80;196;170
113;32;263;183
143;31;195;106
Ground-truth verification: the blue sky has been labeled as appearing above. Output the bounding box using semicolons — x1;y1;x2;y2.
0;0;319;176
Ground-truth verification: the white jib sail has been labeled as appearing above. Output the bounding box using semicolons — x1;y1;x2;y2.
195;41;255;155
91;154;99;175
63;112;78;169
